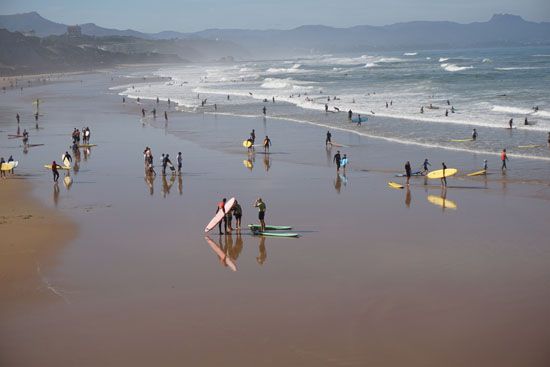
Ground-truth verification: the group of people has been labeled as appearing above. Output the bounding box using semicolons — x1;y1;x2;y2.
245;129;271;153
215;197;266;234
0;156;16;178
71;127;91;144
143;146;183;176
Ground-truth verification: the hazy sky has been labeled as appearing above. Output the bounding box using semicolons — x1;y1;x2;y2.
1;0;549;32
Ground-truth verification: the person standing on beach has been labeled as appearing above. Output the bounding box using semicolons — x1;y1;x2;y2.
7;156;15;174
16;113;20;124
164;111;168;121
177;152;183;174
348;109;352;120
216;198;227;235
441;162;448;187
22;129;29;146
483;159;488;171
233;200;242;230
405;161;412;186
254;198;266;232
422;158;431;174
472;129;478;141
142;108;145;117
325;104;329;113
51;161;60;182
508;118;513;129
250;129;256;145
0;158;5;179
326;131;332;146
501;149;508;171
333;150;341;172
263;136;271;153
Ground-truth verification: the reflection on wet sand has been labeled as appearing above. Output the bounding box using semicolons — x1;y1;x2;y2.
162;173;176;198
52;183;59;206
334;172;347;193
204;235;237;271
145;174;154;195
405;187;411;208
256;236;267;265
263;154;271;172
178;174;183;195
427;188;457;211
63;172;73;190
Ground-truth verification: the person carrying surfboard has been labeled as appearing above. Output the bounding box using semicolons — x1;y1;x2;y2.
263;136;271;153
51;161;60;183
422;158;431;174
254;198;267;232
472;129;478;141
0;158;5;179
216;198;228;235
441;162;448;187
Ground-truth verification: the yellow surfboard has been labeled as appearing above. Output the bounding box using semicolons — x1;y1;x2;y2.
427;168;458;179
0;161;17;171
388;181;404;189
242;140;252;148
427;195;457;209
467;169;486;176
44;164;70;170
243;160;253;169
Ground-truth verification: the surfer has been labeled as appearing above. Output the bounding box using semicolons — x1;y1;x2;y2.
0;158;5;178
62;151;72;165
420;106;424;114
348;109;352;119
262;106;266;115
162;154;173;175
233;200;243;230
326;131;332;146
7;156;15;174
164;111;168;121
16;113;20;123
472;129;478;141
441;162;448;187
51;161;60;183
405;161;412;186
333;150;341;172
325;104;329;113
254;198;267;232
225;208;234;233
177;152;183;174
250;129;256;145
263;136;271;153
524;117;529;125
508;118;513;129
501;149;508;171
422;158;431;174
484;159;488;171
445;109;449;117
141;108;145;117
357;114;362;126
216;198;228;234
342;154;348;172
22;129;29;146
548;132;550;144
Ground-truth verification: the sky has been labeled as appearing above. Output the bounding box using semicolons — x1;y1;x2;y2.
1;0;549;32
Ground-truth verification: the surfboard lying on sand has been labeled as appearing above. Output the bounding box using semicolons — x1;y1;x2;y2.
204;236;237;271
395;171;424;177
248;224;292;231
44;164;71;170
78;144;97;148
427;195;457;209
204;197;236;233
427;168;458;179
251;230;299;238
0;161;18;171
388;181;404;189
467;170;487;176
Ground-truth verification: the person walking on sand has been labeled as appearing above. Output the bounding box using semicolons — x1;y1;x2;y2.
356;114;362;126
62;151;72;166
22;129;29;146
0;157;6;179
326;131;332;146
164;111;168;121
508;118;513;129
7;156;15;174
233;200;242;230
177;152;183;174
263;136;271;153
250;129;256;145
16;113;20;124
472;128;478;141
333;150;341;172
51;161;60;182
262;106;266;115
441;162;448;187
422;158;431;174
254;197;267;232
162;154;173;176
483;159;488;171
216;198;228;235
501;149;508;171
405;161;412;186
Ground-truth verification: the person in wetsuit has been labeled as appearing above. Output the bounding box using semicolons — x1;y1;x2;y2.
333;150;341;172
472;129;478;141
441;162;448;187
405;161;412;186
216;198;227;234
422;158;431;174
326;131;332;146
263;136;271;153
51;161;60;182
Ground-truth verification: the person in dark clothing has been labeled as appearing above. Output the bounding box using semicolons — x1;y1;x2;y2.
333;150;341;172
405;161;412;186
441;162;448;187
326;131;332;146
216;198;227;234
51;161;60;182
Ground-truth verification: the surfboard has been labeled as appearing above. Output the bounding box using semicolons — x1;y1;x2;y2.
450;139;473;142
61;154;71;168
204;236;237;271
517;145;540;149
330;143;343;147
251;230;299;238
243;140;253;148
44;164;71;170
427;195;457;209
248;224;292;231
467;169;487;176
351;117;367;123
78;144;97;148
0;161;18;171
26;144;44;147
427;168;458;179
204;197;236;233
63;176;73;188
388;181;404;189
395;171;424;177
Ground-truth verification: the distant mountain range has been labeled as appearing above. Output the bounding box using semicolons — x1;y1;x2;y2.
1;12;550;55
1;12;549;74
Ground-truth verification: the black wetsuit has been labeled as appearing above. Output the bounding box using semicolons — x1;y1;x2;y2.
333;153;341;171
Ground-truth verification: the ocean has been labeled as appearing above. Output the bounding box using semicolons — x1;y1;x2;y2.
114;46;550;161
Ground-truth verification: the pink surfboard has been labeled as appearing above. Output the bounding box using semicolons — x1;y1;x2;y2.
204;236;237;272
204;197;236;232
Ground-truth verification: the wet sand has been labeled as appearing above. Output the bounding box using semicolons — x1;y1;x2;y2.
1;69;550;366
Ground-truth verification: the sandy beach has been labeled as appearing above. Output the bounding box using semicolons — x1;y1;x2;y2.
1;69;550;366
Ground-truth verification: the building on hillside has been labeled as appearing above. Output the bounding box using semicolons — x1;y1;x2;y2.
67;25;82;37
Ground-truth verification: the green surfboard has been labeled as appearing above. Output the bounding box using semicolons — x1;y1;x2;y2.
248;224;292;230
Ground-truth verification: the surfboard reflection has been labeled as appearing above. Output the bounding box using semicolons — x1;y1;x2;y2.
204;235;238;272
426;188;457;211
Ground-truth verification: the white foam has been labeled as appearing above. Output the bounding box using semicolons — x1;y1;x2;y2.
364;62;377;68
441;63;473;72
492;105;534;115
482;58;492;63
404;52;418;56
495;66;544;71
439;57;449;62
